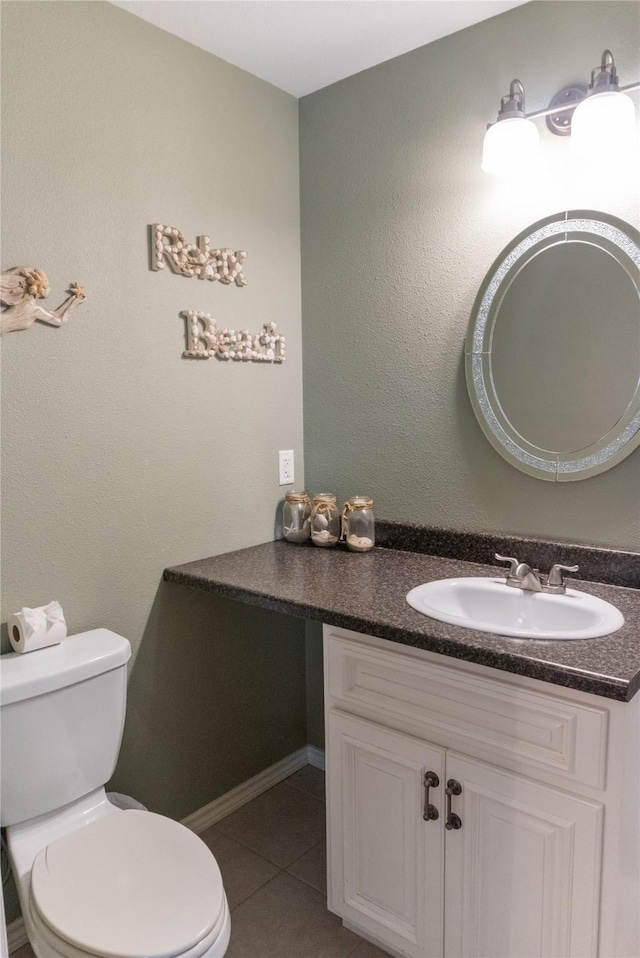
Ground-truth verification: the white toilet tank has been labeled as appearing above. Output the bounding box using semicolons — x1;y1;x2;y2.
1;629;131;827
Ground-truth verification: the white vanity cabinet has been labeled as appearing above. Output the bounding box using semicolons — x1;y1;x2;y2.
324;626;640;958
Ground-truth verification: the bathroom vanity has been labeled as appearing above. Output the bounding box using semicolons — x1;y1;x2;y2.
323;624;637;958
165;526;640;958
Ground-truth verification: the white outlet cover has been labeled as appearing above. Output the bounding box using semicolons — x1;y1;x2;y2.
279;450;294;485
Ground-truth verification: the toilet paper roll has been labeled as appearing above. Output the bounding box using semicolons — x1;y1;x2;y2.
8;600;67;653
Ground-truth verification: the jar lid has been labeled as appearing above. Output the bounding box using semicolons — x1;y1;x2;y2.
346;496;373;509
285;490;310;503
312;493;337;504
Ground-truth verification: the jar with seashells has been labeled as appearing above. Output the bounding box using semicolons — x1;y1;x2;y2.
341;497;375;552
283;491;312;544
309;493;340;547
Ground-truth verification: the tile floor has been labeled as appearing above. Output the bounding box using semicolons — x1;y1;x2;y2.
12;765;389;958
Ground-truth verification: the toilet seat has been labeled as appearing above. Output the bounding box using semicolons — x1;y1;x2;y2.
31;810;226;958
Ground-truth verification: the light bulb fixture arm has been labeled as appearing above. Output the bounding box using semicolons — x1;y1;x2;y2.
590;49;618;91
499;79;526;117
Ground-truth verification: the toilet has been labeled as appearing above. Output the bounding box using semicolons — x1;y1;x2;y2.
1;628;231;958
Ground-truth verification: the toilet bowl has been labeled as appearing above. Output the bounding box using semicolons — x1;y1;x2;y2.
1;630;231;958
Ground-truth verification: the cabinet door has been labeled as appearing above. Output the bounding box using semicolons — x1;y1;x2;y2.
327;710;445;958
443;753;603;958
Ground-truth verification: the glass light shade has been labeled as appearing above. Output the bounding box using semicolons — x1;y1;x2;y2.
482;117;540;174
571;90;637;157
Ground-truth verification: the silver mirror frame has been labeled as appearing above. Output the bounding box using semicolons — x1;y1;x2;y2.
465;210;640;481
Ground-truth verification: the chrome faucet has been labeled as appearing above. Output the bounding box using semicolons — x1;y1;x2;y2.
495;555;544;591
495;555;579;595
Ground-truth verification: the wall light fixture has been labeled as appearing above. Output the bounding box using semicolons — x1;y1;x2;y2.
482;50;639;174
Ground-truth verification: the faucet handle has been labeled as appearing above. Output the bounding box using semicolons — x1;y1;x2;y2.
494;554;520;576
546;563;579;593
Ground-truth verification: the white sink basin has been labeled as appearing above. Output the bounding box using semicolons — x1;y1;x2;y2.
406;577;624;640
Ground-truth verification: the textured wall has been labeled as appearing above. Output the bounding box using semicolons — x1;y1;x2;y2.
300;0;640;551
1;0;305;904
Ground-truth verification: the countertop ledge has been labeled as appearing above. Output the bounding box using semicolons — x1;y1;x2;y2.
164;540;640;703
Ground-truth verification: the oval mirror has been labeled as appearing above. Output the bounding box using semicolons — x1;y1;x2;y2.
465;210;640;481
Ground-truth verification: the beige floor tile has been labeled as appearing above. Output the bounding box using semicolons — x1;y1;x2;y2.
349;937;393;957
285;764;326;801
10;944;35;958
215;781;326;868
199;826;280;907
225;871;359;958
287;838;327;894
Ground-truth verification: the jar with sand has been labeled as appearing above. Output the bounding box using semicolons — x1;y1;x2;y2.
341;497;375;552
283;491;312;544
309;493;340;547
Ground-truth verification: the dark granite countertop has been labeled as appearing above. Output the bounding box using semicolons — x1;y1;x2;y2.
164;540;640;702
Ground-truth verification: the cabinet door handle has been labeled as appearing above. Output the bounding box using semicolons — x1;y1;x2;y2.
445;779;462;830
423;771;440;821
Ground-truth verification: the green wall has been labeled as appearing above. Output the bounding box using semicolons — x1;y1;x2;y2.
300;0;640;552
1;0;305;923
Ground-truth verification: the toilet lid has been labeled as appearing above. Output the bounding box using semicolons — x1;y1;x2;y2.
31;810;225;958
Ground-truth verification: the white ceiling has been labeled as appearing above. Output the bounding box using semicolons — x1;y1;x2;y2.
112;1;528;98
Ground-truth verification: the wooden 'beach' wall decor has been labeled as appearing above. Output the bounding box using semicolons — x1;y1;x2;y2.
183;312;285;362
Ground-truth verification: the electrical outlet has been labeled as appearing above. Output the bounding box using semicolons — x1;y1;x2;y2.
279;449;294;485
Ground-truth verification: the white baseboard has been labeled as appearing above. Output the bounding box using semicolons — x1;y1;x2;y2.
307;744;326;770
7;917;29;954
6;745;325;953
182;744;325;835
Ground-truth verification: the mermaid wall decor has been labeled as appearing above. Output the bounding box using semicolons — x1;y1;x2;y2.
1;267;86;333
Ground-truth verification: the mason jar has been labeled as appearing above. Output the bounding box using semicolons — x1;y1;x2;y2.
283;491;311;544
309;493;340;547
341;496;375;552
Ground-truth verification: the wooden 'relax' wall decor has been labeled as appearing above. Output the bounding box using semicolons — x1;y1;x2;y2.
151;224;247;286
